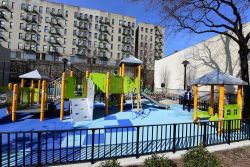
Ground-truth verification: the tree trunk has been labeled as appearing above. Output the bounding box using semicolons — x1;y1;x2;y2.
239;46;250;119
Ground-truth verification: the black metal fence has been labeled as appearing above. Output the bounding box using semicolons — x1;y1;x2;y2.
0;119;249;167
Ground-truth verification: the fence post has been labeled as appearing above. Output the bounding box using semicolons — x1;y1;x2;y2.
136;127;140;158
203;122;207;146
37;132;41;166
91;129;95;164
227;120;231;145
173;124;176;153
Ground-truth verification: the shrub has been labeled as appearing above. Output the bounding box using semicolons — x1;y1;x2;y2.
98;159;121;167
144;154;174;167
183;145;221;167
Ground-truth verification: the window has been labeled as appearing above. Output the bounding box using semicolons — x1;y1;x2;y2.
94;33;97;39
119;20;122;26
141;27;143;32
95;24;98;30
9;32;12;39
132;22;135;27
118;36;121;42
118;45;121;50
74;12;78;18
11;2;14;9
44;26;49;32
45;17;50;23
94;41;97;47
74;21;77;27
119;28;121;34
19;23;24;29
46;7;50;14
72;48;76;54
112;19;114;25
146;28;148;33
38;25;42;32
145;35;148;41
150;29;153;33
18;43;23;49
140;42;143;47
73;30;77;36
19;33;23;39
10;12;13;18
150;36;153;41
44;35;48;42
73;39;76;45
141;35;143;40
64;29;67;35
64;38;66;45
88;32;92;38
88;41;91;47
21;3;25;10
65;20;67;26
111;35;113;41
95;16;98;22
39;6;43;13
90;15;93;20
20;13;25;19
63;47;66;54
10;22;13;29
110;52;112;58
66;11;68;17
118;53;120;59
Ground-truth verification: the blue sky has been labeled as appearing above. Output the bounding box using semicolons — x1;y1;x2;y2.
49;0;218;56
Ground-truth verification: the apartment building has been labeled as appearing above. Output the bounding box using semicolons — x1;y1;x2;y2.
0;0;137;65
135;23;165;70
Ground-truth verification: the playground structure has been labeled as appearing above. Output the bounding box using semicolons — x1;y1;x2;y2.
192;69;248;134
2;56;169;122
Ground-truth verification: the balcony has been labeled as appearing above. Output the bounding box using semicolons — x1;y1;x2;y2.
77;15;90;22
0;24;8;31
23;35;39;43
155;40;163;46
155;47;163;52
0;32;7;41
23;5;39;14
155;30;163;37
49;28;63;37
22;15;39;23
99;19;110;25
50;10;64;18
48;46;62;54
98;52;110;59
77;42;88;48
23;44;40;52
122;39;132;45
77;49;88;56
0;12;9;21
77;33;88;39
154;52;162;60
50;19;64;27
98;36;110;43
49;38;63;46
99;27;110;34
98;45;110;52
0;2;11;11
122;31;132;37
24;25;39;33
122;23;133;29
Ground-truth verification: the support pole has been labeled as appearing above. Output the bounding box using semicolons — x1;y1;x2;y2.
86;71;89;97
40;80;46;121
209;85;214;116
105;72;110;116
120;63;125;112
218;85;225;135
193;84;198;122
6;83;13;114
20;79;25;104
137;65;141;112
37;80;41;104
237;85;243;119
12;84;18;122
60;72;66;120
133;66;137;78
30;80;35;106
70;71;74;77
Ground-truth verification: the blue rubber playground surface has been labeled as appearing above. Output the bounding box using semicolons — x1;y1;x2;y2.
0;101;193;132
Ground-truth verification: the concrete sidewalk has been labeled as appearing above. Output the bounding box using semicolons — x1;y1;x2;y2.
49;140;250;167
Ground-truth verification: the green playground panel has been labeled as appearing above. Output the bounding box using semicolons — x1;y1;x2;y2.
65;76;77;99
197;110;211;119
223;104;241;131
124;76;136;93
109;75;123;94
18;87;31;109
89;73;107;93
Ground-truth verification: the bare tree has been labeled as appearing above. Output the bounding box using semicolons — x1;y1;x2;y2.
130;0;250;118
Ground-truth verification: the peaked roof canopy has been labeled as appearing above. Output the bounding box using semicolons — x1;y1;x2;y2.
19;70;50;80
120;55;143;66
192;69;248;86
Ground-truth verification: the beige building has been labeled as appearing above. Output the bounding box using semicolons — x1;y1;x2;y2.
135;22;165;70
0;0;138;65
154;22;250;95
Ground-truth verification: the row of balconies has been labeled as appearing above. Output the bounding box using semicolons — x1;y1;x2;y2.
21;15;41;24
22;34;40;43
49;28;63;37
76;14;90;22
50;10;65;18
23;24;39;33
0;1;11;11
99;19;110;25
48;18;64;27
0;31;7;41
122;22;133;29
48;37;63;46
19;44;40;52
23;5;39;14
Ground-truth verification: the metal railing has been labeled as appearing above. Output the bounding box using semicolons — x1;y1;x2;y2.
0;119;249;166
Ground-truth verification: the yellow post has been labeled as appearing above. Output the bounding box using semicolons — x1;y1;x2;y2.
86;71;89;97
209;85;214;116
30;80;35;106
37;80;41;104
137;65;141;112
60;72;66;120
44;80;48;102
119;66;122;76
237;85;243;119
193;84;198;122
12;84;18;122
105;72;110;116
6;83;13;114
70;71;74;77
20;79;25;104
120;63;125;112
218;85;225;135
40;80;46;121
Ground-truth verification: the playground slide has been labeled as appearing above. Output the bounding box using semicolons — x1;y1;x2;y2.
140;91;169;109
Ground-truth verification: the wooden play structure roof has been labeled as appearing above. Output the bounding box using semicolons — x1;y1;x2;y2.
120;55;143;66
192;69;248;86
19;70;50;80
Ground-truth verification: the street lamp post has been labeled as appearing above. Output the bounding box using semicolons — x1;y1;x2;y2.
62;58;69;72
182;60;189;90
